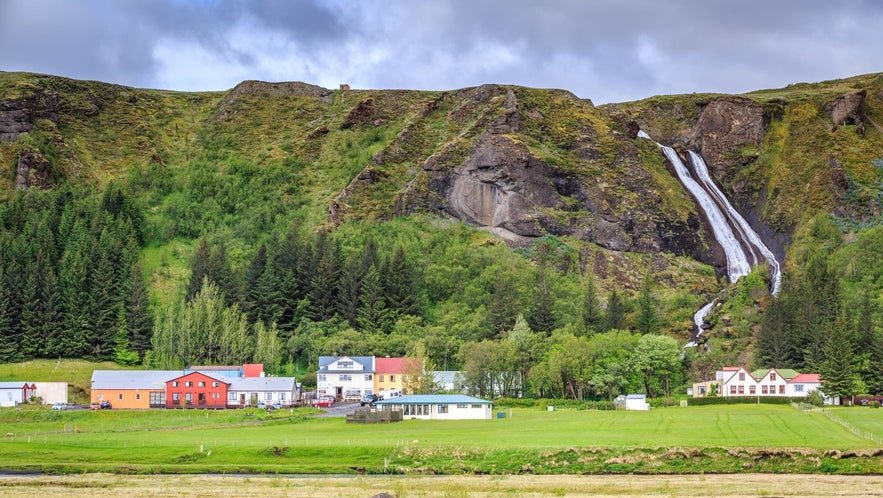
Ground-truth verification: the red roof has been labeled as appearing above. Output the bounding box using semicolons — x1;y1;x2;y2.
790;373;821;383
375;357;406;374
721;366;741;371
243;364;264;378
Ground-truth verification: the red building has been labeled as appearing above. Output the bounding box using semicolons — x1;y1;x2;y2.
165;372;229;409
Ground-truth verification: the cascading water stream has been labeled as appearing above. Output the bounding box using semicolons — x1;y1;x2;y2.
637;131;781;345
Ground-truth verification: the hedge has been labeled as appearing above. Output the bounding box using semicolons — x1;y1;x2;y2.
687;396;800;406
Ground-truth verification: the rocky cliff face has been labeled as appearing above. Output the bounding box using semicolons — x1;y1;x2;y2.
0;89;59;142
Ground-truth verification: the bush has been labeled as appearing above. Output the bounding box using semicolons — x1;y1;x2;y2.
870;401;880;409
806;390;824;407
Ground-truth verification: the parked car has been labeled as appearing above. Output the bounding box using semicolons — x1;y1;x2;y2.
89;402;100;410
100;400;112;409
256;401;267;409
271;401;283;410
360;393;381;406
312;395;335;408
51;402;67;410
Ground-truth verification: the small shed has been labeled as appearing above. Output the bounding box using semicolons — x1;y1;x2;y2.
0;382;36;407
625;394;650;411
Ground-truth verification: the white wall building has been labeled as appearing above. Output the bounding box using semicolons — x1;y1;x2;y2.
317;356;375;400
375;394;494;420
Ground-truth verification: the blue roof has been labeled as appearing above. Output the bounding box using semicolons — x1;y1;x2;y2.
375;394;493;405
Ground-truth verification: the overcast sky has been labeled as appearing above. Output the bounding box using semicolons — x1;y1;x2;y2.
2;0;881;103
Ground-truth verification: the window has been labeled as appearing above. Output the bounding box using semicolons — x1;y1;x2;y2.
437;404;449;414
265;392;272;400
212;382;219;388
457;404;468;409
198;381;205;388
150;392;165;407
379;375;385;382
118;393;123;400
136;393;141;400
402;375;408;382
770;373;777;381
403;404;430;416
185;393;192;403
228;392;237;400
698;386;707;395
185;381;192;387
779;385;785;394
280;393;286;400
762;385;768;394
471;404;482;409
172;393;180;402
739;372;745;381
730;386;736;395
340;374;352;381
737;386;744;395
172;381;179;387
318;374;326;382
365;374;373;381
212;392;220;399
749;385;756;395
795;384;804;393
198;393;206;404
390;375;396;382
339;361;353;369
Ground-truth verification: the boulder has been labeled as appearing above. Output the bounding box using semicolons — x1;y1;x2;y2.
826;90;866;126
697;96;765;176
15;147;53;190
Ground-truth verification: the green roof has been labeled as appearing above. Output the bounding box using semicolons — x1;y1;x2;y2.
751;368;800;380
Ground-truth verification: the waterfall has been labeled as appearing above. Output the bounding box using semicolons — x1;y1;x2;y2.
637;131;781;344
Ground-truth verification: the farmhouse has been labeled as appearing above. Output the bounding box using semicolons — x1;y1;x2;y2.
375;394;494;420
317;356;375;400
691;367;824;400
0;382;36;407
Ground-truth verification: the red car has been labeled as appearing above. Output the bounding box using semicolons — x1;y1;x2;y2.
311;395;335;407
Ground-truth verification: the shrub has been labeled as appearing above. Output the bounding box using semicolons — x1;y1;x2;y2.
806;390;824;407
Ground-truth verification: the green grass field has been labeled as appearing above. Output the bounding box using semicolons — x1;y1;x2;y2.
2;404;883;475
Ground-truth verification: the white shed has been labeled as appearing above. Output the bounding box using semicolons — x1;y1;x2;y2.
625;394;650;411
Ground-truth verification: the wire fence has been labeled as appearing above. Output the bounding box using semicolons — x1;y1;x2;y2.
797;402;883;445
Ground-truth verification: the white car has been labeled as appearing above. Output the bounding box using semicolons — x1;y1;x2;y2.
51;402;67;410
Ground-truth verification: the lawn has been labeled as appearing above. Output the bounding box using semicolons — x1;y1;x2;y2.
2;404;882;474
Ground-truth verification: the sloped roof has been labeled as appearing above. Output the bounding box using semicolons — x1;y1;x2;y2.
91;370;183;390
375;394;493;405
790;373;821;383
318;356;374;372
0;382;30;389
168;371;229;384
751;368;800;380
227;377;297;392
375;357;406;374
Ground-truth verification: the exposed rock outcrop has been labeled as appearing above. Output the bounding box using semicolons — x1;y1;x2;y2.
15;146;53;190
215;80;332;119
0;90;60;141
697;96;765;179
826;90;866;126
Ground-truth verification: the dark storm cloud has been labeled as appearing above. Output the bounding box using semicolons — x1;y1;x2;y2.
1;0;881;102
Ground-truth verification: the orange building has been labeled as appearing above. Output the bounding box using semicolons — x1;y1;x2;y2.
90;370;181;409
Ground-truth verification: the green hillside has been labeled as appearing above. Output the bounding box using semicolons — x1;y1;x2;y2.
1;71;881;400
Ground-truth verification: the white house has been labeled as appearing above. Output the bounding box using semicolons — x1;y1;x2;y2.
317;356;375;400
692;367;824;400
226;376;299;407
375;394;494;420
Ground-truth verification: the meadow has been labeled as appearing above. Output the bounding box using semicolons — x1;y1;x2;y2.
2;403;883;475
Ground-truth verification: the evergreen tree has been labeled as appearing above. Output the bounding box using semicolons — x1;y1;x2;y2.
634;276;661;335
384;245;418;316
488;270;519;336
241;244;267;323
819;311;857;402
186;238;211;301
528;268;556;333
126;262;153;355
356;265;393;334
581;276;604;334
59;222;92;357
307;232;340;321
604;290;627;331
756;292;797;368
337;256;364;328
0;266;20;362
868;330;883;395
